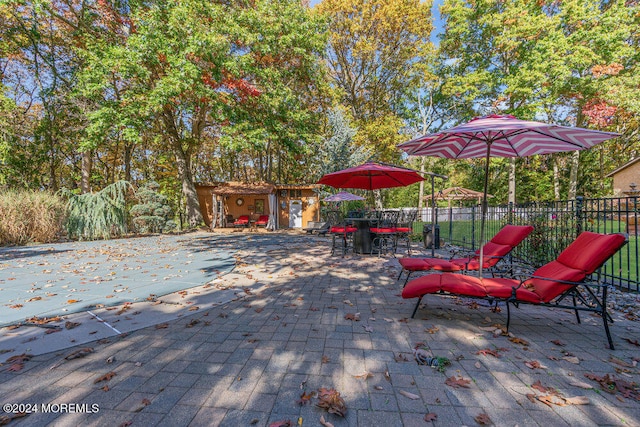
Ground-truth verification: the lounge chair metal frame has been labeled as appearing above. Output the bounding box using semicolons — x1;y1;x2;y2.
404;232;628;350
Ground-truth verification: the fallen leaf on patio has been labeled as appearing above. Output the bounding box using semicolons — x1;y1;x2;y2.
65;348;94;360
188;306;199;311
399;390;420;400
67;299;79;304
531;380;555;394
65;321;81;329
509;337;530;346
321;355;330;364
297;390;316;405
564;396;590;405
101;385;109;392
186;319;200;328
568;380;594;389
155;323;168;329
609;356;634;368
476;348;502;358
424;413;437;422
475;412;492;425
562;356;580;364
45;328;62;335
524;360;546;370
374;385;383;390
343;299;352;305
6;363;24;372
316;388;347;417
344;313;360;321
353;372;374;380
624;338;640;347
426;325;439;334
445;376;471;389
26;296;42;302
384;371;391;382
94;371;116;383
474;361;482;369
398;318;409;323
319;415;334;427
550;339;565;346
9;304;23;309
363;325;373;333
268;420;293;427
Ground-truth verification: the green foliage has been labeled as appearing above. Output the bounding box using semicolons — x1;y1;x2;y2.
317;107;371;176
130;182;177;234
61;181;132;241
0;189;67;246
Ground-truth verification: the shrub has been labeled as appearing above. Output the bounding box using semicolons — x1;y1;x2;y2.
61;181;132;241
0;189;67;246
130;181;177;234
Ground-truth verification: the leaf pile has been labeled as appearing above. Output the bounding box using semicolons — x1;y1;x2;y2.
526;380;590;407
584;373;640;400
316;387;347;417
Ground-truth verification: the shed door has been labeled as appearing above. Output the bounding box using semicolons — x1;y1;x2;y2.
289;200;302;228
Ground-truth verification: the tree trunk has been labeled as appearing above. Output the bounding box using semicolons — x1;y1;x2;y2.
508;158;516;204
124;143;133;183
553;157;560;200
81;150;92;193
567;150;579;200
173;144;204;228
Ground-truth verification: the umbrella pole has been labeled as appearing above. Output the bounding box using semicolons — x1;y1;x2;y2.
431;175;436;257
479;143;492;278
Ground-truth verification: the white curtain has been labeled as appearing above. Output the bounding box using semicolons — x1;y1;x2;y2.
211;194;218;229
267;194;277;231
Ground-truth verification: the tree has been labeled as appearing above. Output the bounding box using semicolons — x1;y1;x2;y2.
79;0;328;227
315;0;433;161
317;107;370;176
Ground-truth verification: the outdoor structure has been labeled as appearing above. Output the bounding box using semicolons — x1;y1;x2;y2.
432;186;493;207
607;157;640;196
195;182;320;230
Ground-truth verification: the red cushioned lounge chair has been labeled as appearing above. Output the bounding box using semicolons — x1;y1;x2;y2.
233;215;250;227
255;215;269;227
402;231;628;349
397;224;534;286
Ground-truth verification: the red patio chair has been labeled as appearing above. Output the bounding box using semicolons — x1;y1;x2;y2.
233;215;250;227
401;231;628;349
397;224;534;286
255;215;269;227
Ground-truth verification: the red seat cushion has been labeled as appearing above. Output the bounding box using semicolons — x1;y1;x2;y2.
556;232;627;275
423;258;464;272
398;258;431;271
370;227;395;233
490;225;534;246
395;227;412;233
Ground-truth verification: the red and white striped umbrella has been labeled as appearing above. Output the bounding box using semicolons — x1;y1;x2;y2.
398;114;619;275
398;114;619;158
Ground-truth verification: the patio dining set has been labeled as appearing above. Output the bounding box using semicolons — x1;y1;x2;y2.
328;209;418;257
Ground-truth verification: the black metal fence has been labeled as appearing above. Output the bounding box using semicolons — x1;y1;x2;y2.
413;196;639;292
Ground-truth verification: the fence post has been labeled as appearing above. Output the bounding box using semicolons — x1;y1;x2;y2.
575;196;584;236
508;202;513;225
471;205;476;250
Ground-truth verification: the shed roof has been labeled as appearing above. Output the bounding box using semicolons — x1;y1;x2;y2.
606;157;640;177
211;182;275;195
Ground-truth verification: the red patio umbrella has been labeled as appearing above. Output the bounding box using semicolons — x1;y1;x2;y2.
398;114;619;275
317;162;424;190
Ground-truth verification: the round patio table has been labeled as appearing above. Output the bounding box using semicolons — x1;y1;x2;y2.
346;218;375;254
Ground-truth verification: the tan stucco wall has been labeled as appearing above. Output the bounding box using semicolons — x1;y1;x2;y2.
612;163;640;196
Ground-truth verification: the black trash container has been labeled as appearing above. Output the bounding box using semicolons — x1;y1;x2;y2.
423;224;440;249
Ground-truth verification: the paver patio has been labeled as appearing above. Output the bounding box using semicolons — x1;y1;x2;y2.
0;230;639;426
